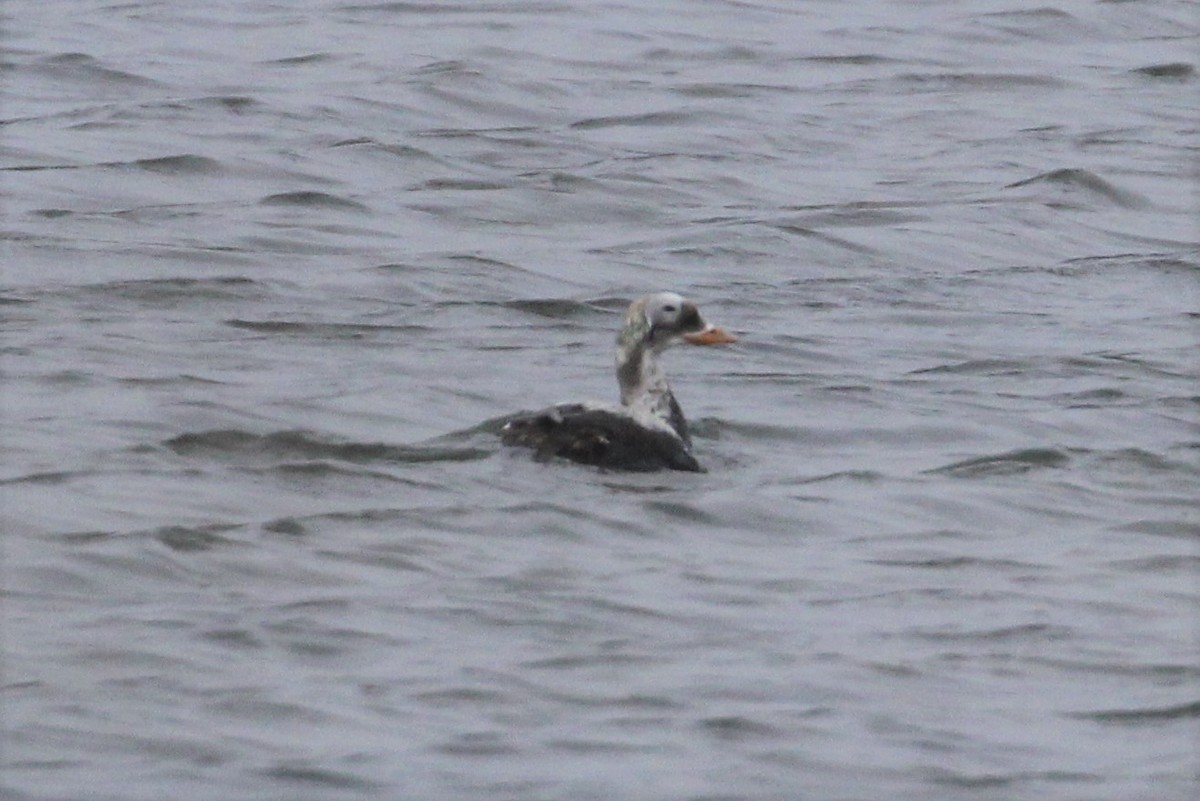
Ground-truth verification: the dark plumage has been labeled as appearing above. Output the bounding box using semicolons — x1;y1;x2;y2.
501;403;703;472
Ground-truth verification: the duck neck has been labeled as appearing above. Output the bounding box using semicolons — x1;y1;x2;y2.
616;341;677;425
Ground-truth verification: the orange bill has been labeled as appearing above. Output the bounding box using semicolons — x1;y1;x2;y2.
683;325;738;345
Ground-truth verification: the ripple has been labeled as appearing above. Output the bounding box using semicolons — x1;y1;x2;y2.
152;524;242;553
0;470;78;486
547;738;649;754
867;555;1042;571
1074;700;1200;725
163;429;492;465
1111;520;1200;540
699;715;782;740
413;686;512;706
907;623;1075;643
927;448;1071;478
261;517;309;537
499;297;606;319
259;191;370;211
223;319;427;338
792;470;885;485
249;461;434;490
85;276;261;303
1131;63;1194;80
1107;554;1200;574
908;358;1025;376
410;177;512;191
671;82;799;99
339;1;568;14
131;155;222;175
1005;167;1150;209
433;732;519;757
260;764;381;791
803;53;897;66
893;72;1068;90
263;53;336;66
569;110;709;130
33;52;161;86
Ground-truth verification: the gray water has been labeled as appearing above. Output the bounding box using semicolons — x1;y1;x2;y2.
2;1;1198;799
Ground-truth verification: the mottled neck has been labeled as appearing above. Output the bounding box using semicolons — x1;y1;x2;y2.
617;341;669;408
615;341;689;444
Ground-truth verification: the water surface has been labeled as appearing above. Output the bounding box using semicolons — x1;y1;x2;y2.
2;1;1198;799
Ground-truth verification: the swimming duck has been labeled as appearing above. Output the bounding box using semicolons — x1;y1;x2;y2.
501;292;736;471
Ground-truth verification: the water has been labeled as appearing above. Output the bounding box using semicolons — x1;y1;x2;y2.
2;1;1198;798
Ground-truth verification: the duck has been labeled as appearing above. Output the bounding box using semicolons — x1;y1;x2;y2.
500;292;736;471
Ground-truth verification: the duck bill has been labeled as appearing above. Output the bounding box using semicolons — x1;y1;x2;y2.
683;325;737;345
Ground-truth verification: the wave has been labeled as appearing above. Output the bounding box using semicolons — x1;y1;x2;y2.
162;428;492;465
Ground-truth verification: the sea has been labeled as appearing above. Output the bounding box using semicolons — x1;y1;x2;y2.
2;1;1198;799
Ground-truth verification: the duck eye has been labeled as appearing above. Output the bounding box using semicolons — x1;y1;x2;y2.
662;305;677;313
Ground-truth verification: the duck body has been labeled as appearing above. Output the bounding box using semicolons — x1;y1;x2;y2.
501;292;735;472
500;401;702;472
